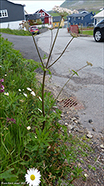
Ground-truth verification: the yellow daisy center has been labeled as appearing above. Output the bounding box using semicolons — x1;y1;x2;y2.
30;174;35;181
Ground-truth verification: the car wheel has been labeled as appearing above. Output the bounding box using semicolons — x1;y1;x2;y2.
94;29;102;42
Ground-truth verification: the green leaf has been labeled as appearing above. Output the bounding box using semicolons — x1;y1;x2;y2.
42;54;47;60
0;169;17;180
72;69;79;76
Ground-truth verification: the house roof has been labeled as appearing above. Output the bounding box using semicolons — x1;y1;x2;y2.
7;0;25;7
35;9;52;17
94;10;104;18
53;16;61;22
25;13;40;21
68;12;90;18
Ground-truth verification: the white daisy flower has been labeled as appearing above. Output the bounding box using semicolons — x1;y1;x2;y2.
27;126;31;130
27;87;32;91
25;168;41;186
4;92;9;96
31;91;36;96
23;93;28;97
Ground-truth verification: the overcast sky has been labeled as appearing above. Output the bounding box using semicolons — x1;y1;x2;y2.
10;0;65;14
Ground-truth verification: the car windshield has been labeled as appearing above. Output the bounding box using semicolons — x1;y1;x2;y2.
32;28;37;30
98;19;104;24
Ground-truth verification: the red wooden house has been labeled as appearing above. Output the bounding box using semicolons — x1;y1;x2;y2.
35;9;52;25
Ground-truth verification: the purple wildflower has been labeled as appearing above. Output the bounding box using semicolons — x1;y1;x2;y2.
0;80;5;93
0;79;4;82
0;84;4;89
0;89;5;93
7;117;16;124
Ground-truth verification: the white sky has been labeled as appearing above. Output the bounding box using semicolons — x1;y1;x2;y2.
10;0;65;14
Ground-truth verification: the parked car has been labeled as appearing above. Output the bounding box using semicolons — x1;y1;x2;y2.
88;23;94;27
93;19;104;42
29;26;40;35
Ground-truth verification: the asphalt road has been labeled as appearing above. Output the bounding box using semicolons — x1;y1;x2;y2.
1;33;48;63
1;30;104;134
37;29;104;134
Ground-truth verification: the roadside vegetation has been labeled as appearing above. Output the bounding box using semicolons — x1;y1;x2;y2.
0;33;94;185
0;28;31;36
79;27;93;36
82;29;93;36
0;7;94;185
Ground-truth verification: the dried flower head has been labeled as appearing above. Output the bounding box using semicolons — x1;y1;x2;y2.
86;61;93;66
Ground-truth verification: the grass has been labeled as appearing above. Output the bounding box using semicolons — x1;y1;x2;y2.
0;35;94;185
82;30;93;36
0;28;31;36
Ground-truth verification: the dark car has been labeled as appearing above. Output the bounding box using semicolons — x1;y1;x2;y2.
29;26;40;35
88;23;94;27
93;19;104;42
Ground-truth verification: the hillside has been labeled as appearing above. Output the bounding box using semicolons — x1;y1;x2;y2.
60;0;104;12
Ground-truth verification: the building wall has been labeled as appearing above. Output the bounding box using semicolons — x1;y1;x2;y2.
53;22;59;27
0;20;24;29
36;9;52;25
53;19;64;28
0;0;25;29
68;12;94;26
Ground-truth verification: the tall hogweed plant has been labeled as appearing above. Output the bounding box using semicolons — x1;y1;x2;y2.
31;11;92;130
0;7;93;186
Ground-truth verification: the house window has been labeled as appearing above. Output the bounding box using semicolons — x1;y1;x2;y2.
42;12;45;16
74;17;76;21
0;9;8;18
39;13;41;17
78;17;80;19
82;17;83;20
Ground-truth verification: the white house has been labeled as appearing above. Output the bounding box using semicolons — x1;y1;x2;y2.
94;10;104;25
0;0;25;29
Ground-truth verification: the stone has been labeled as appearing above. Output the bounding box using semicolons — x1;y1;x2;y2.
65;122;68;126
71;117;76;121
79;129;84;133
100;144;104;149
74;120;79;124
88;119;93;124
84;173;88;178
92;127;96;132
61;114;64;117
74;127;79;132
74;115;79;119
87;133;93;139
67;124;74;130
